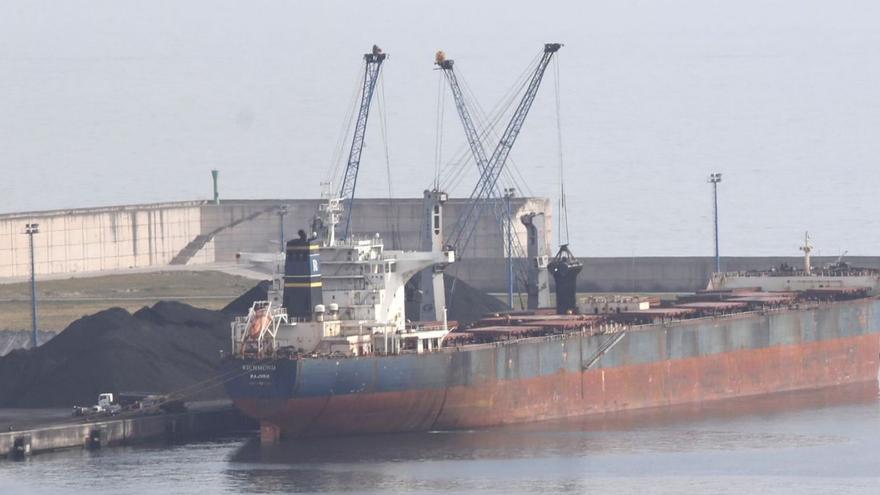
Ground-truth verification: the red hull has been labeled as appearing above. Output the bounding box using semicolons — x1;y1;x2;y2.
236;333;880;438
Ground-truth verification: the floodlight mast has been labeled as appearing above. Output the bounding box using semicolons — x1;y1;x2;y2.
25;223;39;348
708;173;722;273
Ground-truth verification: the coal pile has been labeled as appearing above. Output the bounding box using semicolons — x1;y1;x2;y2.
406;274;507;325
0;284;270;408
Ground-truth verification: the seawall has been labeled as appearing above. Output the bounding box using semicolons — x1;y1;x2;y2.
451;255;880;293
1;403;254;459
3;199;879;293
0;197;550;279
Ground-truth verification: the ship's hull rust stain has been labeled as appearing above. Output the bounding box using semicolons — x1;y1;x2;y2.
233;333;879;436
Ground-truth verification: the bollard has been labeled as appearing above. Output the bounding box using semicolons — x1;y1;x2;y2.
10;435;32;460
85;427;106;450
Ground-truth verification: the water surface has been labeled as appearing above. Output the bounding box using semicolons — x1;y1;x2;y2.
2;383;879;494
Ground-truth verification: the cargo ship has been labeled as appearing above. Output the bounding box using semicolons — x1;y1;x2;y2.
223;212;880;441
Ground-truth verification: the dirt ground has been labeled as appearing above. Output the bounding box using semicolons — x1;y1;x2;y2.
0;271;259;332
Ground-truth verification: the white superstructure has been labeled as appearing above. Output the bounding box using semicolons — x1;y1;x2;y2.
232;199;454;358
708;233;880;294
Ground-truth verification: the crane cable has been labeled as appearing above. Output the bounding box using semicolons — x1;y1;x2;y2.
377;73;393;199
423;71;447;250
433;72;446;191
437;80;519;195
438;52;543;297
433;54;532;192
327;64;368;193
376;71;400;248
456;51;541;196
435;53;540;195
454;54;541;282
554;54;570;247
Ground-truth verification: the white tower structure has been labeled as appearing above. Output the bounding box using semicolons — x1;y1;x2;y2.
800;231;813;276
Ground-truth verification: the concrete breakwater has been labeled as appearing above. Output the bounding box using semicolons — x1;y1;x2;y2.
0;197;549;280
455;255;880;293
3;198;878;294
1;402;255;459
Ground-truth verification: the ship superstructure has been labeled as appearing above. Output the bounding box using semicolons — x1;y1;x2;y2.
231;199;454;359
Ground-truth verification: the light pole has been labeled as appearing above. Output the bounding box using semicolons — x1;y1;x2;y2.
25;223;39;348
278;205;288;252
708;173;722;273
504;188;516;309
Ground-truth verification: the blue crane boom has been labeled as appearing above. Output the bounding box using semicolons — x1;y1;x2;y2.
434;53;493;191
440;43;562;255
338;45;387;240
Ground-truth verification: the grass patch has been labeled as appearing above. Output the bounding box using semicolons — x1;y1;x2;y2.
0;271;259;332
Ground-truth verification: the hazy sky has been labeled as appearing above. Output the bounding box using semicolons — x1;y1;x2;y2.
1;1;878;255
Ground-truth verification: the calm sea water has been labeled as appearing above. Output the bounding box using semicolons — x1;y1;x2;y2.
1;1;879;256
2;383;879;494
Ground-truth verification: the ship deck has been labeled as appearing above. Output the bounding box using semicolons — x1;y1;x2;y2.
240;292;879;361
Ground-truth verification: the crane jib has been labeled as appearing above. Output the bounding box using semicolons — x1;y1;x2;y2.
339;48;387;240
440;44;562;255
439;67;491;180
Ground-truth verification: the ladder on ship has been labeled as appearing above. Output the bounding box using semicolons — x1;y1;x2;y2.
582;332;627;371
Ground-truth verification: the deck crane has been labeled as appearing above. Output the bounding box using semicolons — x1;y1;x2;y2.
337;45;387;241
433;43;561;309
433;52;494;196
441;43;560;253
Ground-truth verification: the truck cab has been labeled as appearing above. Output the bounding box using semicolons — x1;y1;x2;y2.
92;393;121;415
97;393;114;407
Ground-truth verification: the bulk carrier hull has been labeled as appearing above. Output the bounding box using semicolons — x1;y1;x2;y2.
225;297;880;438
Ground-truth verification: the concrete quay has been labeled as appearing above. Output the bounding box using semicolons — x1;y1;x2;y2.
0;401;255;460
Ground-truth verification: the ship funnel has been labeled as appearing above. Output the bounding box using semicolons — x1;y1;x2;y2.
283;229;323;320
548;244;582;315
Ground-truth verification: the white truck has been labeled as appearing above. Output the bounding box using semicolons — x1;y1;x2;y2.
72;393;122;417
72;392;184;417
